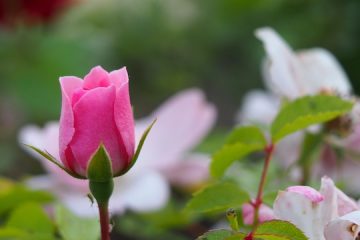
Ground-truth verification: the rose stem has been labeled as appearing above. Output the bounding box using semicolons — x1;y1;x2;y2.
98;202;111;240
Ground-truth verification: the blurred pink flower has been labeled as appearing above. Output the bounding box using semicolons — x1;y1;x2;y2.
59;66;135;177
20;88;216;216
274;177;359;240
242;200;275;225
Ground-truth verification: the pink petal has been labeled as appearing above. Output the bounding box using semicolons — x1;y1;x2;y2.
242;201;275;225
134;88;216;171
59;76;83;171
287;186;324;203
113;75;135;168
69;85;126;175
162;153;210;187
83;66;110;89
109;67;129;87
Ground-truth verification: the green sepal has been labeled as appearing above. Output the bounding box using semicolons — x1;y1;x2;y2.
24;144;85;179
87;144;113;182
89;181;114;206
87;145;114;205
117;119;156;176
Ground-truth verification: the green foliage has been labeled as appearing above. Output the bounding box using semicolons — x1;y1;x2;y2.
226;126;266;146
55;205;100;240
196;229;237;240
185;181;249;213
211;126;266;178
1;203;55;240
271;95;353;142
0;179;53;216
254;220;308;240
116;203;191;240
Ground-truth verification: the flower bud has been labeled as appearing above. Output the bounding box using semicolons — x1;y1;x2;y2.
59;66;135;177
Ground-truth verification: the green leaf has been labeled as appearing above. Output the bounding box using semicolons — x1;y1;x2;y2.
196;229;234;240
254;220;308;240
119;119;156;176
0;227;27;238
87;144;113;181
271;95;353;142
223;233;248;240
0;181;53;216
210;143;263;178
226;126;266;146
253;235;290;240
185;181;250;213
55;205;100;240
6;203;54;238
24;144;84;179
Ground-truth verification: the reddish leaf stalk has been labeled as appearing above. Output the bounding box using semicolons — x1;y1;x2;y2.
98;202;111;240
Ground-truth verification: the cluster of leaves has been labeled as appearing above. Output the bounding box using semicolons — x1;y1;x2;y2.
187;95;353;240
0;178;99;240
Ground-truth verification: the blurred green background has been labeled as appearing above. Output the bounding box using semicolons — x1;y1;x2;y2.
0;0;359;176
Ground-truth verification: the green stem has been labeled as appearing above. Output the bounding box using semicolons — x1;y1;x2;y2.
252;143;275;228
98;202;111;240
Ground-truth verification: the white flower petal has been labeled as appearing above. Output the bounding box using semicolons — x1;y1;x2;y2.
256;27;352;99
256;27;304;98
297;48;351;96
111;170;170;213
236;90;279;126
325;211;360;240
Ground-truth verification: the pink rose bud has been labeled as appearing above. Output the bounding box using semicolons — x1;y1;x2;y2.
242;201;275;225
59;66;135;177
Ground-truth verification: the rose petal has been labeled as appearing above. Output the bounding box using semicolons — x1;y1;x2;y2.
83;66;110;89
59;76;83;171
113;74;135;168
70;85;125;175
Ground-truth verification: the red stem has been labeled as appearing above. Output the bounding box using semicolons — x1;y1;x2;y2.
98;202;111;240
253;143;275;227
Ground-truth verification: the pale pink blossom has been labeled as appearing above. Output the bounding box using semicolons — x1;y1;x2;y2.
274;177;359;240
20;88;216;216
